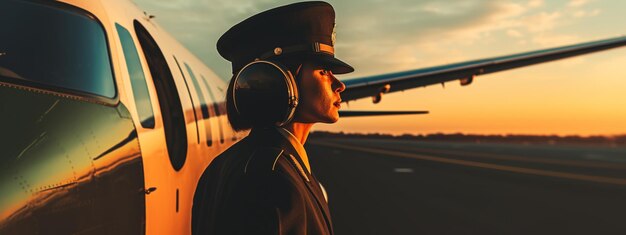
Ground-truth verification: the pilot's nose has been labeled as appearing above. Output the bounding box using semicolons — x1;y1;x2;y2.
330;72;345;93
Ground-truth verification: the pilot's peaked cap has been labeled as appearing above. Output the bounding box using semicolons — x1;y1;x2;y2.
217;1;354;75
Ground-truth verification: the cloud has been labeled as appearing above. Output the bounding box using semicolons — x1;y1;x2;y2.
527;0;543;8
328;0;534;75
531;34;579;47
335;0;527;42
572;9;601;18
507;29;523;38
567;0;589;8
521;11;562;32
134;0;536;77
134;0;300;77
131;0;600;79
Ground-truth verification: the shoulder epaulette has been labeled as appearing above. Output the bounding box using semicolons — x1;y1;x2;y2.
243;147;285;175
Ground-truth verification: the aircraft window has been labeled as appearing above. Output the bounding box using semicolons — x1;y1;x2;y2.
172;57;200;145
200;75;225;144
184;63;213;146
115;24;155;128
134;20;187;171
0;0;116;98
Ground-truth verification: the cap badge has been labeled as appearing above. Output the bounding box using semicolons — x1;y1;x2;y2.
274;47;283;55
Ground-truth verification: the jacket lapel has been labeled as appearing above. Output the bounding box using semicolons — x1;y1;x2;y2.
308;172;334;231
260;128;334;234
285;151;334;235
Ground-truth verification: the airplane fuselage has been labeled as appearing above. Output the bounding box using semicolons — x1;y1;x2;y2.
0;0;242;234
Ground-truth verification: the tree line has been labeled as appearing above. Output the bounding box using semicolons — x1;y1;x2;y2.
309;131;626;146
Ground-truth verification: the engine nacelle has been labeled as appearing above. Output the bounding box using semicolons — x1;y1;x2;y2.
460;75;474;86
372;84;391;104
372;92;383;104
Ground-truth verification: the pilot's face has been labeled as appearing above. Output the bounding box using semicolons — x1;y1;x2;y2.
293;63;346;124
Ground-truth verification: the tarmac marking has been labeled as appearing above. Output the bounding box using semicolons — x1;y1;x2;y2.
355;143;626;170
311;141;626;186
393;168;414;173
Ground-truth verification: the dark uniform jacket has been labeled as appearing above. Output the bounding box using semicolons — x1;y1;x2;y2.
192;127;333;235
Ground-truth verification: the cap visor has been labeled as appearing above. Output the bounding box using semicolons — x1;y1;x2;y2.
313;55;354;74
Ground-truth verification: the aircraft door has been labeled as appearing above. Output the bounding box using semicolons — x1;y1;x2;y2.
133;21;188;171
128;20;192;234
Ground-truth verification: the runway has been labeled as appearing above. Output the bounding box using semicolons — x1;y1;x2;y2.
306;137;626;235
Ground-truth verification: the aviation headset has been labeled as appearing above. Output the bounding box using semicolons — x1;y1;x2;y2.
219;2;355;128
231;54;301;127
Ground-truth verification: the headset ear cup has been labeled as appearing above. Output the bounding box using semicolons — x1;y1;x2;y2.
281;64;299;126
232;60;298;127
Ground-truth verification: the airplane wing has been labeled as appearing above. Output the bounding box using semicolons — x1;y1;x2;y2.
341;35;626;103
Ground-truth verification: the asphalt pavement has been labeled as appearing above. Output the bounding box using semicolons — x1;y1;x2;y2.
306;137;626;235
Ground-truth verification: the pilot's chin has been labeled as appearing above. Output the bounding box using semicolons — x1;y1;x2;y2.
318;111;340;124
328;114;340;123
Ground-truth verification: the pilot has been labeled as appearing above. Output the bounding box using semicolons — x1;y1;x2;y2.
192;1;353;235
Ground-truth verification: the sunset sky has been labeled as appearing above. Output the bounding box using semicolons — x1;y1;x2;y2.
134;0;626;136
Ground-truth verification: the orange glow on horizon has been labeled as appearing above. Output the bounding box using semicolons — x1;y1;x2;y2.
317;52;626;136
